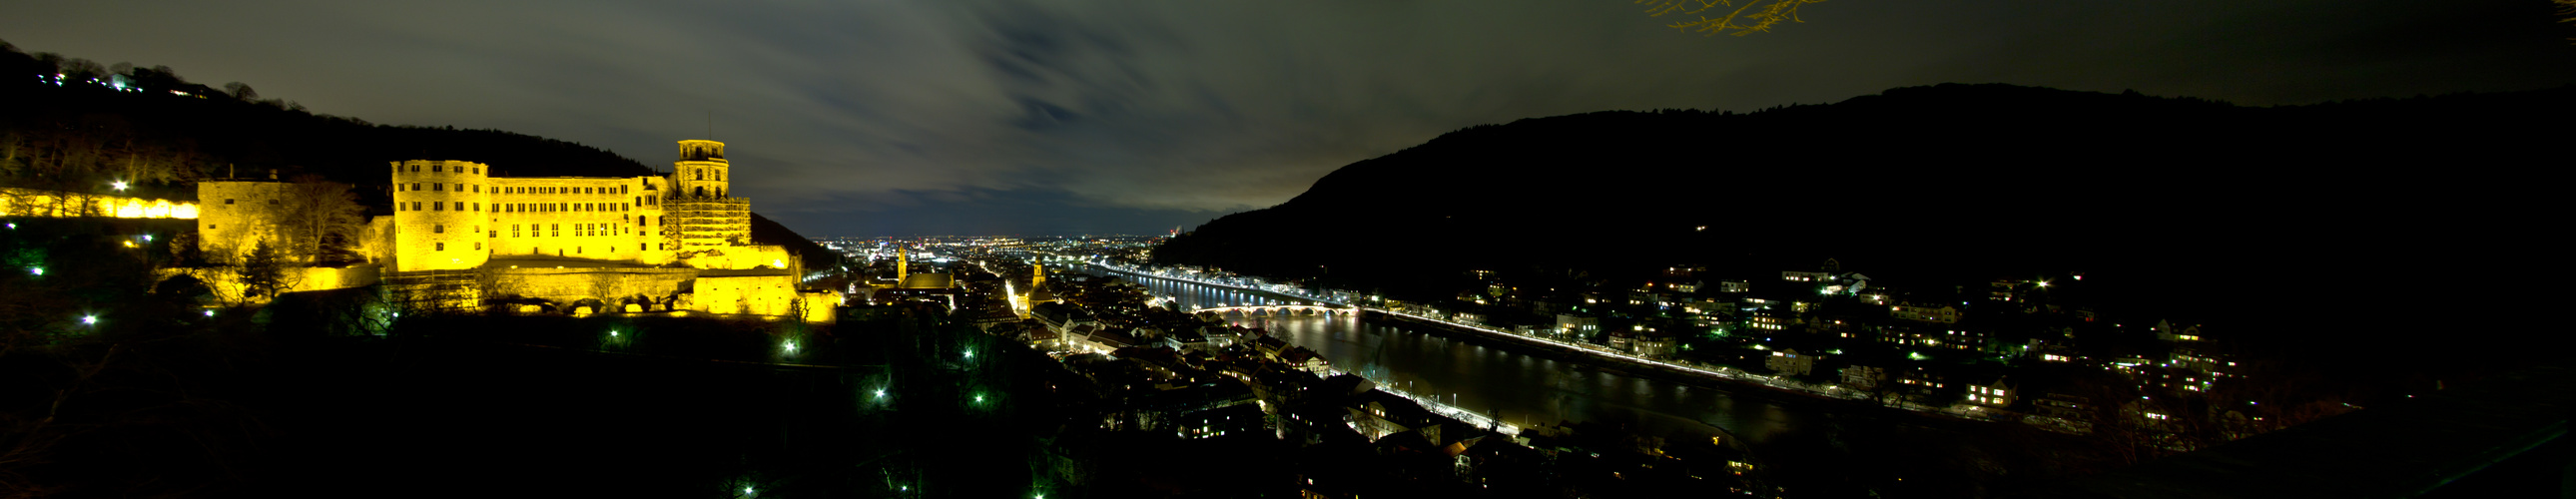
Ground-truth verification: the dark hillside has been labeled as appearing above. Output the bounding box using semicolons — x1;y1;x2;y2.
0;41;652;209
751;212;840;271
1154;82;2566;369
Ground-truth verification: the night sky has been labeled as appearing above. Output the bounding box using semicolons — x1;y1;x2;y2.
9;0;2573;237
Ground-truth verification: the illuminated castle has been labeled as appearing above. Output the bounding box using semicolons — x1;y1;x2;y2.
383;139;761;271
192;139;836;320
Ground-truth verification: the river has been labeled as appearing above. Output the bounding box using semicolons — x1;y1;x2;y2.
1098;268;1814;445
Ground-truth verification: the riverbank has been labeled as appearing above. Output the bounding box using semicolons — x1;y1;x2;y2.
1361;310;1995;425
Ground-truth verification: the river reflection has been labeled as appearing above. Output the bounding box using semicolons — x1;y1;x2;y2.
1108;269;1815;446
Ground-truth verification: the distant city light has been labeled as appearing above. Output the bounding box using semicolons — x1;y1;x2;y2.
743;486;754;495
204;310;215;317
964;349;973;359
81;315;97;325
783;340;798;353
111;181;128;191
875;389;887;398
609;330;619;337
28;267;41;275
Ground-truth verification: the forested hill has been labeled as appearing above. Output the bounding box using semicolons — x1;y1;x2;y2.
1152;83;2565;335
0;41;653;208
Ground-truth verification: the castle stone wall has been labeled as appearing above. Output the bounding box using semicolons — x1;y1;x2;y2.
390;160;492;271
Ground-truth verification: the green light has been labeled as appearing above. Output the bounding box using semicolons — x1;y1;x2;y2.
974;394;984;403
81;315;96;325
875;389;887;398
609;330;619;337
965;349;973;359
28;267;41;275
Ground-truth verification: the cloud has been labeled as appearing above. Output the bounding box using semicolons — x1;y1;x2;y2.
7;0;2573;236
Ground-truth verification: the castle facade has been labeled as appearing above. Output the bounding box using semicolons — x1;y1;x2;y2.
192;139;834;320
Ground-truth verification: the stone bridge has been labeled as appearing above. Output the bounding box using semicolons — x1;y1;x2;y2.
1189;304;1354;316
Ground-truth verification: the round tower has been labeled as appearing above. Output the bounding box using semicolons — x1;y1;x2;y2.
390;160;493;271
673;140;729;200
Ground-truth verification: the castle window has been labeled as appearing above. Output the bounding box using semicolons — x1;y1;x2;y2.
621;185;629;195
209;225;216;230
551;224;559;237
473;185;479;193
433;183;442;192
225;199;235;205
454;184;462;192
473;167;480;175
436;243;444;250
511;225;519;238
433;202;443;211
410;165;419;173
411;183;420;191
473;203;480;212
411;202;420;211
432;164;442;173
434;225;443;234
475;243;481;250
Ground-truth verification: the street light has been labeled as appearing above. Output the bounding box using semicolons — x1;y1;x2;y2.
111;181;128;191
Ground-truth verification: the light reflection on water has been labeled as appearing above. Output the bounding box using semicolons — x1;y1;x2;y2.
1113;270;1818;446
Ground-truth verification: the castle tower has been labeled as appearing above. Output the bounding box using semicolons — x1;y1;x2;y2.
390;160;493;271
1031;262;1045;290
673;140;729;200
664;140;752;250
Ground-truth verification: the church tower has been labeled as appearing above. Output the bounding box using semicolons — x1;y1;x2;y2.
1031;262;1045;289
896;247;910;282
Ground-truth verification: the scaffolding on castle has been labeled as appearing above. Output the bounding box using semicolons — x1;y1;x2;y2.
383;269;483;314
665;197;751;249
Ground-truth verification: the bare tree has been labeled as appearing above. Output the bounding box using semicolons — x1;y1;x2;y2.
221;82;256;101
266;175;365;263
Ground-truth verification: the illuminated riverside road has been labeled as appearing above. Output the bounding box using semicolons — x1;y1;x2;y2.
1092;266;1815;446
